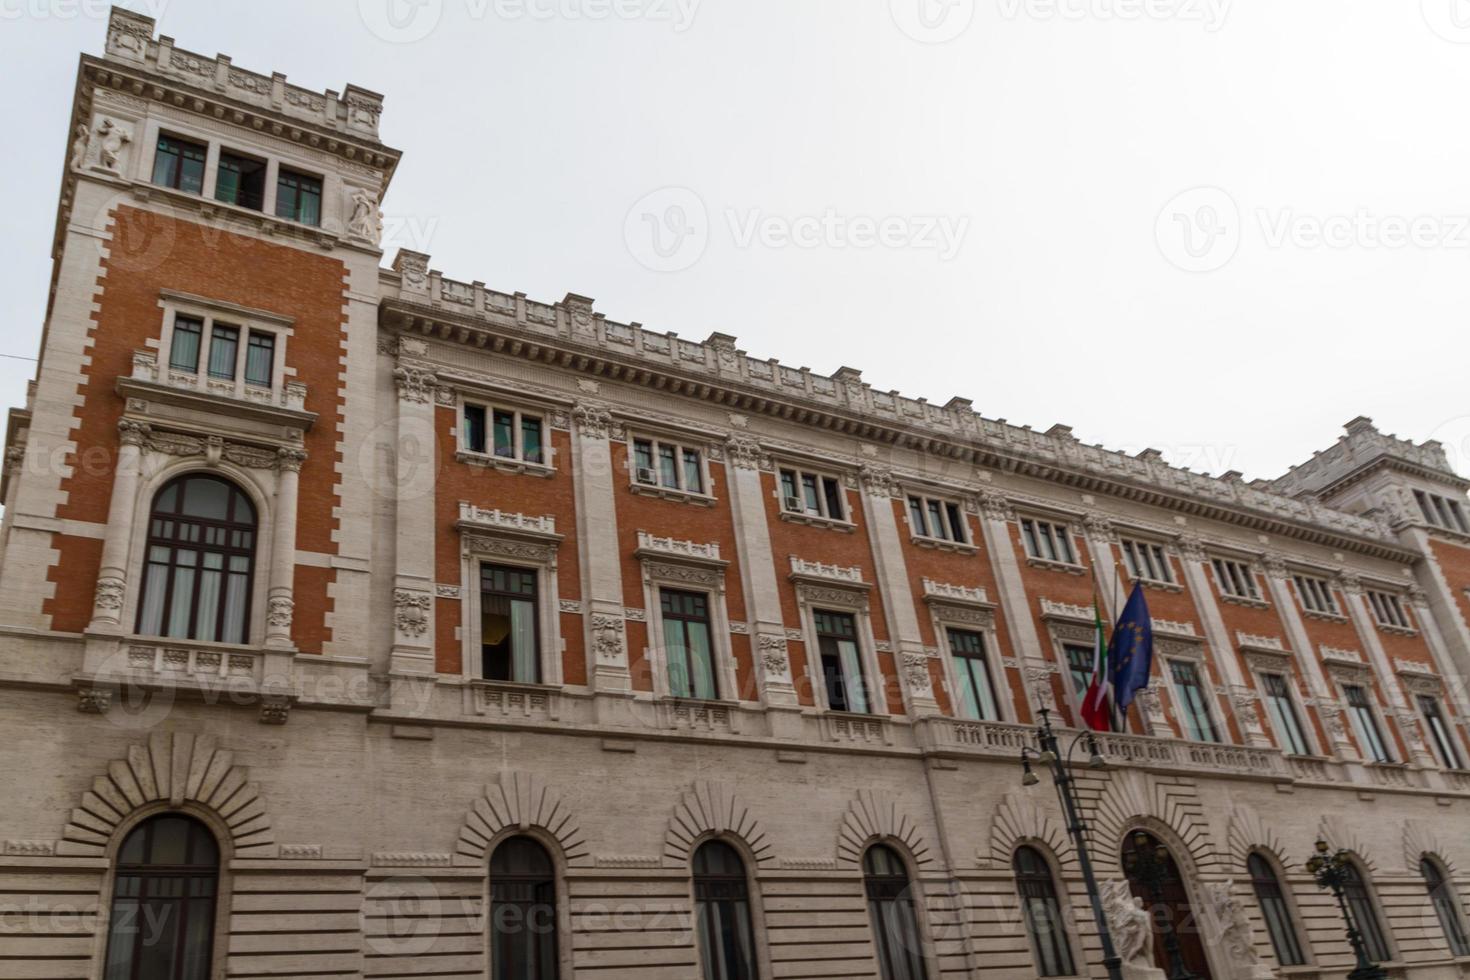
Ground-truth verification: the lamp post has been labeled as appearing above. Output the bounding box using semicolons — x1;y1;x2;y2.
1305;838;1388;980
1120;830;1198;980
1019;706;1123;980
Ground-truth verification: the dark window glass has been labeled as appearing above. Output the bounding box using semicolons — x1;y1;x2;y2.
863;846;928;980
103;815;219;980
464;404;487;454
136;476;256;644
275;168;322;226
151;135;206;193
244;332;274;387
822;477;844;521
207;323;239;380
1422;858;1470;957
693;841;759;980
1344;684;1392;763
634;440;655;480
801;474;821;513
658;443;679;488
1262;673;1310;755
1014;847;1075;977
815;610;867;714
1248;853;1304;966
779;470;799;507
521;417;544;464
215;151;266;210
1064;644;1093;699
662;589;717;699
481;564;539;683
1169;660;1220;743
1342;862;1392;962
682;449;703;493
907;498;926;535
949;628;998;721
169;316;202;373
489;837;559;980
944;503;964;542
1418;695;1464;770
493;411;516;458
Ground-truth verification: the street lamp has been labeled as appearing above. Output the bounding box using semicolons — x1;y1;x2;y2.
1019;706;1121;980
1305;838;1388;980
1120;831;1198;980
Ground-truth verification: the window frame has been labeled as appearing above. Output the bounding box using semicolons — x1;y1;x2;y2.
487;835;563;980
1416;694;1465;771
794;579;884;717
944;626;1002;722
457;396;554;474
690;838;766;980
629;432;714;503
1292;573;1342;618
1012;844;1078;977
158;297;293;405
1364;589;1414;632
478;562;542;685
1421;855;1470;958
1120;537;1175;586
1415;489;1470;534
274;166;324;226
639;541;741;705
213;148;267;212
1342;682;1395;764
1018;515;1081;569
1210;556;1265;604
1246;851;1307;967
1259;670;1313;757
1167;656;1222;743
904;492;972;549
1341;858;1394;964
862;844;932;980
150;132;208;194
458;519;565;690
777;464;852;528
659;587;721;701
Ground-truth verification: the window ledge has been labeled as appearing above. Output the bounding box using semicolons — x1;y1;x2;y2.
1134;577;1183;593
1220;593;1270;609
1375;622;1418;637
1025;555;1087;575
628;482;716;506
911;535;978;555
465;679;562;721
456;450;555;478
779;510;856;533
1302;608;1349;624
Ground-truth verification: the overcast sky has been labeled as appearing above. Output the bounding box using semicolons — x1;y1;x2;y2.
3;0;1468;483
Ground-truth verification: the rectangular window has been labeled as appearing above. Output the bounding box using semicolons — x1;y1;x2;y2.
907;495;967;543
1169;660;1220;743
480;564;539;683
463;404;487;454
1262;673;1310;755
169;315;203;373
1366;590;1412;629
815;610;867;714
1211;557;1261;601
1120;538;1172;583
1064;644;1094;700
1418;694;1464;770
780;467;846;521
632;437;706;495
151;134;207;193
948;628;998;721
1020;518;1076;564
661;589;717;700
275;168;323;226
1292;574;1339;615
1344;684;1393;763
1414;490;1470;533
215;151;266;210
207;323;239;380
244;331;274;387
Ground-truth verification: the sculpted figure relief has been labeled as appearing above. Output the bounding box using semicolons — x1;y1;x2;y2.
1202;879;1275;979
1103;879;1165;980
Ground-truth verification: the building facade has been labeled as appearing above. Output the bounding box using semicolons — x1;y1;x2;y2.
1;10;1469;980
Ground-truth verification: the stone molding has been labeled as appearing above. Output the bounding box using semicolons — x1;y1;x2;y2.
454;771;590;868
663;781;775;871
1086;769;1218;877
835;789;934;871
985;792;1073;872
1224;804;1292;874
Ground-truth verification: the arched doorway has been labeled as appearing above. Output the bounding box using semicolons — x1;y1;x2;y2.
1120;830;1213;979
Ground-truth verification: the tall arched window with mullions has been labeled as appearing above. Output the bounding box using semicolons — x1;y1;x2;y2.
102;814;220;980
692;840;760;980
1421;857;1470;957
863;845;929;980
1247;852;1304;966
1341;859;1392;963
488;836;560;980
136;475;257;644
1013;846;1075;977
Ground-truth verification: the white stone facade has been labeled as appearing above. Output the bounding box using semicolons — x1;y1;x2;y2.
1;10;1469;980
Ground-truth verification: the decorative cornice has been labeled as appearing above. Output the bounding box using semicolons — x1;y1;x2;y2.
788;557;867;587
635;532;724;566
457;502;559;540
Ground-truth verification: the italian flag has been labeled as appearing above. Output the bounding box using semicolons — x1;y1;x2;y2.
1080;597;1113;732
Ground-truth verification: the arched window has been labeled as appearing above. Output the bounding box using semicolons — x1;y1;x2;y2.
1013;846;1075;977
1247;853;1304;966
136;475;257;644
693;840;760;980
489;836;559;980
1421;857;1470;956
863;845;929;980
103;814;219;980
1341;860;1392;963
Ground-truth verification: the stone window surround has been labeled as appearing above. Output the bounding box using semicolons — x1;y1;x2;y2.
791;577;884;716
156;291;295;403
1015;508;1085;574
1038;608;1096;720
623;427;718;507
772;456;856;531
900;487;978;554
1207;553;1269;608
1287;569;1347;622
1116;534;1181;591
925;597;1014;724
1323;653;1396;764
1009;841;1085;979
453;390;559;476
1240;646;1322;758
1159;637;1229;745
1362;586;1417;635
456;518;566;690
635;543;741;704
137;113;335;230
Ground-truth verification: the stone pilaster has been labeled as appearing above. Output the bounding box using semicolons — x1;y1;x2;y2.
1259;556;1354;757
570;402;630;694
389;366;438;675
1337;573;1435;768
265;448;306;649
88;419;149;632
1175;537;1268;746
975;490;1048;714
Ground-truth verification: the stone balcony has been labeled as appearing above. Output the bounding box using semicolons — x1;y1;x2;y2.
128;349;308;413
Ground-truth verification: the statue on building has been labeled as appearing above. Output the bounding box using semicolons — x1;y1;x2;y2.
347;187;383;245
95;118;131;172
1202;879;1276;979
1103;878;1165;980
70;122;90;169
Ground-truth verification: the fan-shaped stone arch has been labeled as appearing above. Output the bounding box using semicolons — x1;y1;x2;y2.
1224;803;1292;874
664;781;775;871
1318;815;1376;872
60;731;274;858
455;770;590;868
1087;769;1218;876
986;792;1073;872
837;789;935;871
1403;819;1459;875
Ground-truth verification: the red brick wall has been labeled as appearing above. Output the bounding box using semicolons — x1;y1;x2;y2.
46;207;346;651
1011;522;1099;728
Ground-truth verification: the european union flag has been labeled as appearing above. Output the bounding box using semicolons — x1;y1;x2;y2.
1107;582;1153;730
